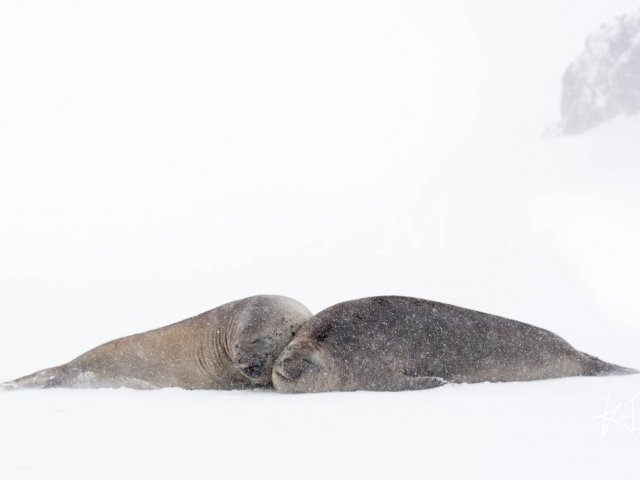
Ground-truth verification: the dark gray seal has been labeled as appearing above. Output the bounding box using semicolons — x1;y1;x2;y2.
2;295;312;390
272;296;638;393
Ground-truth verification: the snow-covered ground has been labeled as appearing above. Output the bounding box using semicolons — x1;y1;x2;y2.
1;1;639;478
1;377;639;480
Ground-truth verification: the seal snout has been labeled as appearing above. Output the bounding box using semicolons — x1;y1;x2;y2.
276;357;305;382
273;343;325;386
239;360;268;379
272;364;294;382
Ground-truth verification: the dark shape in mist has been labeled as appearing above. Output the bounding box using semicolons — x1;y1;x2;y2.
559;8;640;135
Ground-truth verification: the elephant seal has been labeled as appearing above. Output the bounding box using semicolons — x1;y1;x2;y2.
2;295;312;390
272;296;638;393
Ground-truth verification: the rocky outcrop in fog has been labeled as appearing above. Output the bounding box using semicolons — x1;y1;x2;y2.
559;8;640;135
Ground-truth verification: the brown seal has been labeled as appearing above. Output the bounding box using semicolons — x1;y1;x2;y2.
3;295;312;390
273;296;638;393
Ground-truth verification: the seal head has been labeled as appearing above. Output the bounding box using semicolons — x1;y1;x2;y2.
229;295;314;387
272;339;336;393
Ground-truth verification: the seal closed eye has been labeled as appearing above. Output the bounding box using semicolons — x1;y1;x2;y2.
272;296;639;393
2;295;313;390
312;323;333;342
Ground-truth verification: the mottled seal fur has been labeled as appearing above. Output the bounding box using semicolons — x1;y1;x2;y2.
3;295;312;390
273;296;638;393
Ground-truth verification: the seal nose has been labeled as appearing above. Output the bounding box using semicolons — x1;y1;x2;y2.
279;357;304;381
240;360;267;379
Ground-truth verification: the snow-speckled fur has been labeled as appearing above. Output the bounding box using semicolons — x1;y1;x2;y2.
2;295;312;390
273;296;638;393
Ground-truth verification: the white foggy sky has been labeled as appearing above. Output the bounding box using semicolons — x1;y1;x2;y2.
1;0;639;376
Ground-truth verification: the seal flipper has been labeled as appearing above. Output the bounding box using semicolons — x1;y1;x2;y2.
2;366;71;389
579;352;640;376
395;370;448;391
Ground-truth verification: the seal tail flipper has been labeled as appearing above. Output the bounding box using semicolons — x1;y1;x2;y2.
579;352;640;377
1;366;69;389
